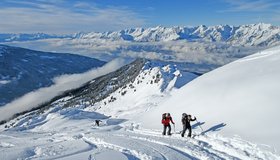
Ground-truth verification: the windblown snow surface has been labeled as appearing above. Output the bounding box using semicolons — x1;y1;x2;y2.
0;47;280;159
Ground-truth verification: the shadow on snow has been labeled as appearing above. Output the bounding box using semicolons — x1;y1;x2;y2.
192;122;227;135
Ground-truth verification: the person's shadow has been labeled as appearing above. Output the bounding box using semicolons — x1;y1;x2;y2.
192;122;227;135
192;121;205;129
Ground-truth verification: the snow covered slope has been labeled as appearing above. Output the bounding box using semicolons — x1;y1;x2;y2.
0;58;279;159
139;46;280;152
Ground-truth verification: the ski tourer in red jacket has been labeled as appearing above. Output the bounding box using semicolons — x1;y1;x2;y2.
162;113;174;135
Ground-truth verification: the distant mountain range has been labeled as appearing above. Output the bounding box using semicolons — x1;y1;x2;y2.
74;23;280;46
0;33;69;42
1;23;280;47
0;45;105;106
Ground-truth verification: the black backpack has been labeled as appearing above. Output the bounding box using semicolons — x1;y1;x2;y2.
182;113;188;124
162;113;167;120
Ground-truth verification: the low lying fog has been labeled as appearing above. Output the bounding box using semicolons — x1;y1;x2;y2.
0;59;126;121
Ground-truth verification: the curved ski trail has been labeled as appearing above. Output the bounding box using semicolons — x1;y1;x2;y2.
80;127;279;160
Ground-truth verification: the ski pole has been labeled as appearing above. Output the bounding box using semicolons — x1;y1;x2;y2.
173;124;176;133
196;119;204;132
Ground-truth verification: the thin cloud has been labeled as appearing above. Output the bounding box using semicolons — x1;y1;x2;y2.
264;9;280;24
220;0;280;12
0;1;146;34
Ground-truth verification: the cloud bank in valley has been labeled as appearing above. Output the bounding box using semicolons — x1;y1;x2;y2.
0;59;126;121
6;38;261;66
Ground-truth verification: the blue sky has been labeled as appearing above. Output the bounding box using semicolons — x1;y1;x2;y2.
0;0;280;33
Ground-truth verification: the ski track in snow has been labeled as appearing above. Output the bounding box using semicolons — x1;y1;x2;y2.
1;120;279;160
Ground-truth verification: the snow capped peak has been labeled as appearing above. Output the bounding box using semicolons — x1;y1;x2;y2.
245;23;272;29
196;24;207;30
72;31;88;38
154;25;165;30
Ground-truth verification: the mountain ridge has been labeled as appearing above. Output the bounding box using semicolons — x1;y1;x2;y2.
0;58;198;123
1;23;279;47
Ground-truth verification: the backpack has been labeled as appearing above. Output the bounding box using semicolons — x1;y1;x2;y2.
182;113;188;124
162;113;167;120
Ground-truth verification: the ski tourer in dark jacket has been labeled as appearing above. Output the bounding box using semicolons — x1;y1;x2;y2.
161;113;175;135
181;113;196;137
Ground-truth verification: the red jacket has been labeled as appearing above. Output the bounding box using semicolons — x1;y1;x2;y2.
162;116;174;126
